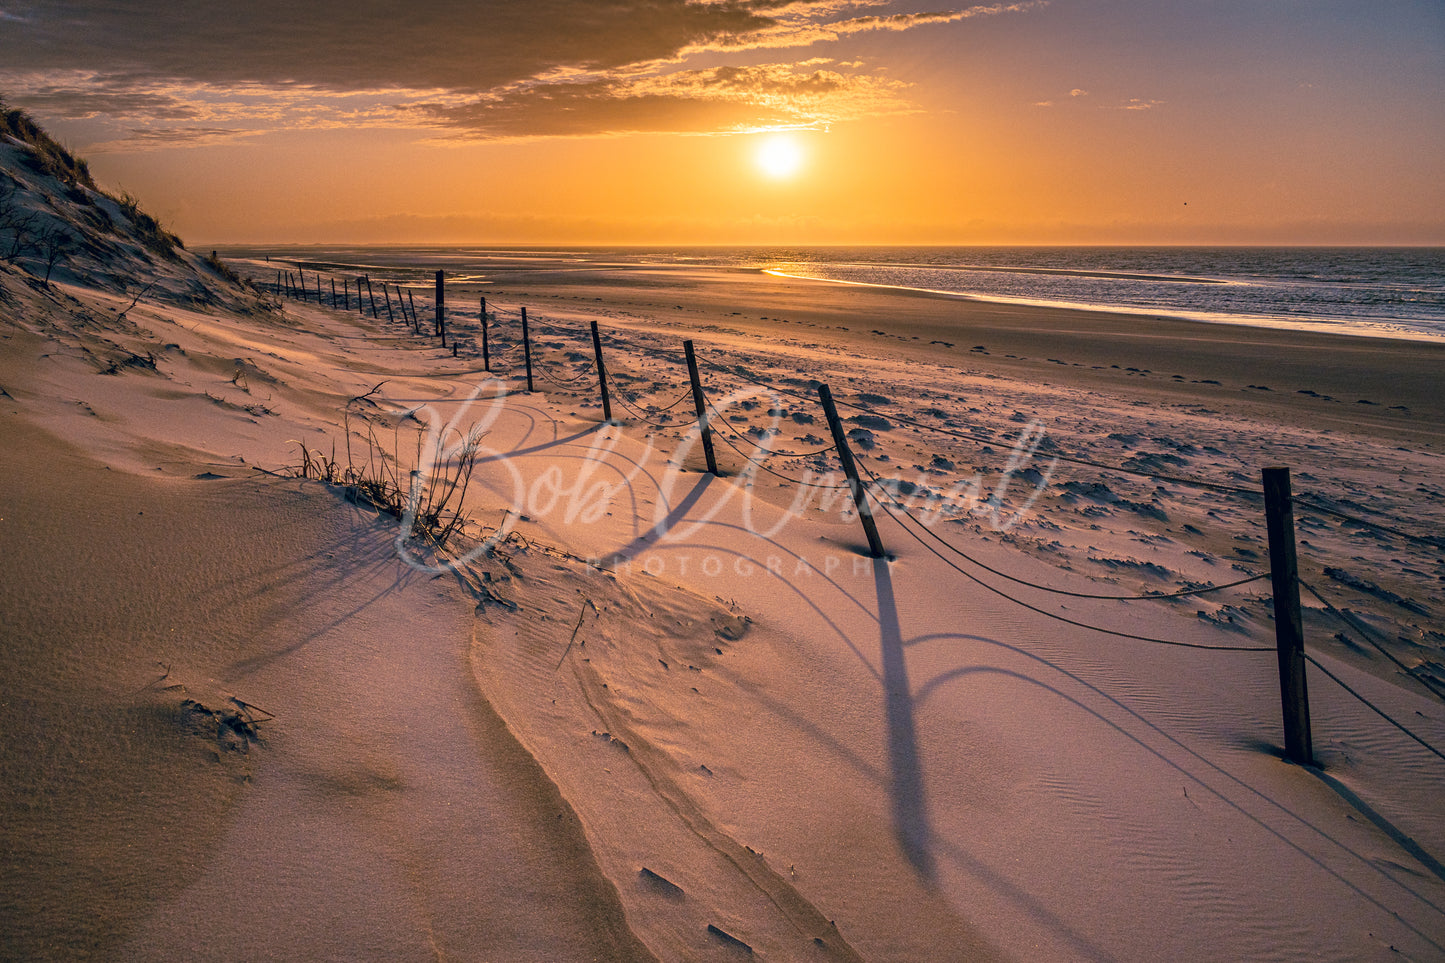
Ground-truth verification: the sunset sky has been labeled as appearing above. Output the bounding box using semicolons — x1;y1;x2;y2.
2;0;1441;245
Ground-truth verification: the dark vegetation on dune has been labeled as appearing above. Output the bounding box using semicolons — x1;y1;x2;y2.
0;97;263;316
1;100;183;263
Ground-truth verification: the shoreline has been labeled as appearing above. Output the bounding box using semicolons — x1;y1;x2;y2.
468;261;1445;448
759;266;1445;345
217;243;1445;345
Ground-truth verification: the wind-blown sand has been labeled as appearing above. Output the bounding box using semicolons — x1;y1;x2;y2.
3;227;1444;960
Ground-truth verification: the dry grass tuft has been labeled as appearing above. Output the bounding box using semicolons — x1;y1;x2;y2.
288;396;486;551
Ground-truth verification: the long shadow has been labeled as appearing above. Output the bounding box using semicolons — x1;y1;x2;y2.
874;555;935;881
909;636;1445;953
473;425;599;465
600;472;716;565
1310;768;1445;884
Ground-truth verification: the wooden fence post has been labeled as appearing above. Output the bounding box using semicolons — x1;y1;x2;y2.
521;306;535;392
819;383;886;558
1263;466;1313;765
330;278;337;309
364;277;378;319
382;285;395;323
683;340;719;476
434;270;445;339
275;270;282;297
480;297;490;372
591;320;611;422
408;292;419;333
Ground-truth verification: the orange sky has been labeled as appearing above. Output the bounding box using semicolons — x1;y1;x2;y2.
3;1;1441;245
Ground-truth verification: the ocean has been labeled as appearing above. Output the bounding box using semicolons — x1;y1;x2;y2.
223;246;1445;342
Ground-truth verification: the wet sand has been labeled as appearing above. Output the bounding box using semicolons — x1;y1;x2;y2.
480;263;1445;448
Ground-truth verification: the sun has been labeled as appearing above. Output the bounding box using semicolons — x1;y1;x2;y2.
755;133;805;179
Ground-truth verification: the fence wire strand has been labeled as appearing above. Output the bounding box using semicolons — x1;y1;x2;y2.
534;355;596;387
857;461;1275;652
1293;496;1445;551
1304;653;1445;764
1301;579;1445;705
857;451;1269;601
700;405;839;459
703;400;852;490
609;383;687;430
705;358;1262;500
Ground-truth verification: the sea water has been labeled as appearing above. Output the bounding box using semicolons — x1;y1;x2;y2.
228;246;1445;342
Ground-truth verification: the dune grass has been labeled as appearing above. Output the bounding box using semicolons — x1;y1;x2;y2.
290;398;486;551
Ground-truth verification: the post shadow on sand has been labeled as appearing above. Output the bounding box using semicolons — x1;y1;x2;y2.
873;554;937;882
600;471;717;566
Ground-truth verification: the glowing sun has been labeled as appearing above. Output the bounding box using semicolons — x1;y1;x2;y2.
755;133;805;179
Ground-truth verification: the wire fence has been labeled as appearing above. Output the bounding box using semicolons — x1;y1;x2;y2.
249;257;1445;775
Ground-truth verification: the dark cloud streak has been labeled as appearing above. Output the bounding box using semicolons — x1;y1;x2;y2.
0;0;781;93
0;1;1029;142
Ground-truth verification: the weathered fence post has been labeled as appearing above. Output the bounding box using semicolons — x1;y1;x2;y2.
521;306;535;392
275;270;282;297
330;278;338;309
434;270;445;340
480;297;490;371
382;285;395;323
683;340;719;476
407;292;419;333
364;277;378;319
590;320;612;422
1263;466;1313;766
818;383;886;558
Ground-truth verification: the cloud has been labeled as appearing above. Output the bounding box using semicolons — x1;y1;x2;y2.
680;1;1049;54
85;127;262;151
1069;88;1087;97
423;63;914;138
1113;97;1163;111
0;1;777;94
0;0;1044;142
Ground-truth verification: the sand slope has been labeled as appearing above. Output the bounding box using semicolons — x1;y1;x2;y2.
2;213;1443;960
0;413;650;961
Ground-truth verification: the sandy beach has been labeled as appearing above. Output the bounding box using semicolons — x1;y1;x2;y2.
3;162;1444;960
6;0;1444;955
479;260;1445;444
